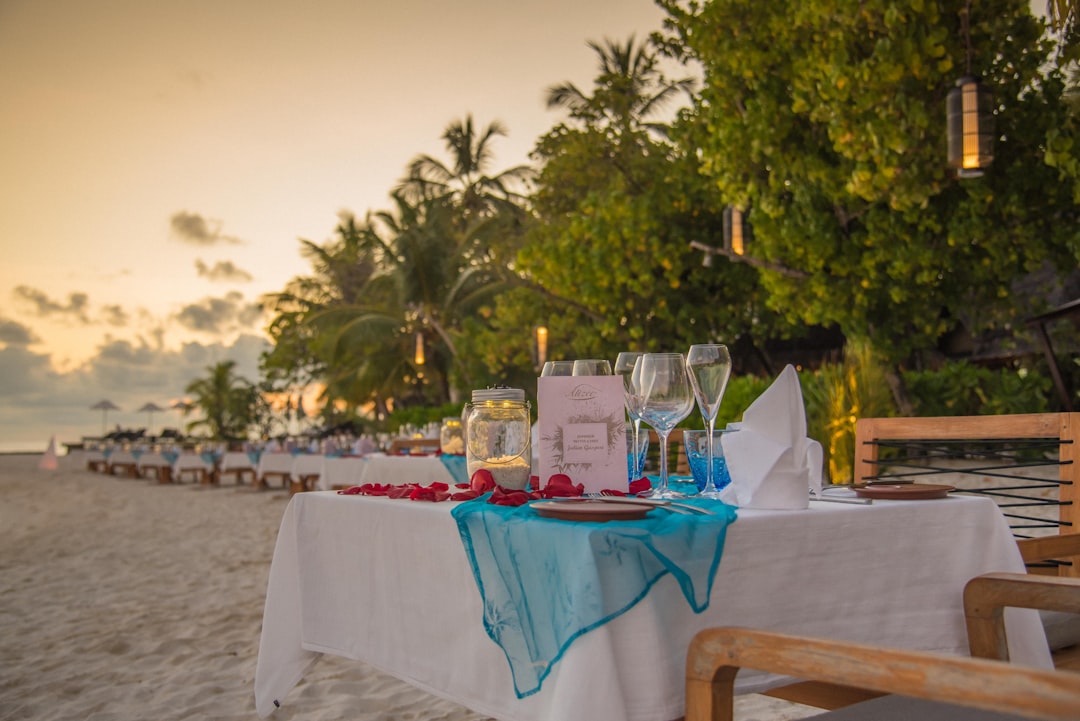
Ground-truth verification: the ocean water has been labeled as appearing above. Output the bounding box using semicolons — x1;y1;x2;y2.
0;440;56;455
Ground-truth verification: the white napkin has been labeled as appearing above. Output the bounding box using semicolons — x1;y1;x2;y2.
719;365;823;509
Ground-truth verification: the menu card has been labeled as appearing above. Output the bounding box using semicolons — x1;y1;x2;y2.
537;375;628;494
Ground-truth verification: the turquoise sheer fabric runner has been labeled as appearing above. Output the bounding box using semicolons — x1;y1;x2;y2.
452;496;738;698
438;454;469;485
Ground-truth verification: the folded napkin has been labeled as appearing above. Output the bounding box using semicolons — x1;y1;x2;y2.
719;365;823;509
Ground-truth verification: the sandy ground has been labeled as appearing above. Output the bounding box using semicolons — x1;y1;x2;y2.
0;453;816;721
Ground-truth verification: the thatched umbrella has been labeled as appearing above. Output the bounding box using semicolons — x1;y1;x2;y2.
137;402;167;435
90;399;120;435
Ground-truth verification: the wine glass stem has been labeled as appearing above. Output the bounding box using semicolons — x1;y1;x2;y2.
657;430;670;495
632;417;642;478
704;416;717;493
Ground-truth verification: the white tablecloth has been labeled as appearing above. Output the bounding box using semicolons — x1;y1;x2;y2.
254;493;1050;721
172;453;212;478
314;454;456;491
319;457;366;489
136;452;172;475
257;453;297;485
289;454;325;485
220;451;256;472
107;449;137;467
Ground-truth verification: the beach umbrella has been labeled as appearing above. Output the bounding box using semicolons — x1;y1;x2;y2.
137;402;166;434
170;400;194;434
90;399;120;435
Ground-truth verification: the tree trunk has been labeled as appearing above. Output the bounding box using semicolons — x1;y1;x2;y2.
885;365;914;416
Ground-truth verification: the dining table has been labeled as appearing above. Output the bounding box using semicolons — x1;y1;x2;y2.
314;453;464;490
254;488;1051;721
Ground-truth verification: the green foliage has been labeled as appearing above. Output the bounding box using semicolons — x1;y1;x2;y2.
710;374;771;429
504;35;795;367
799;342;898;483
903;361;1053;416
386;402;466;433
658;0;1080;368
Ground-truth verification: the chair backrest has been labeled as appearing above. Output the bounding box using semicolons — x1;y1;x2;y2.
854;413;1078;577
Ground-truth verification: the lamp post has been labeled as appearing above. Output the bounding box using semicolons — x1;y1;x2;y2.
533;326;549;372
414;332;425;366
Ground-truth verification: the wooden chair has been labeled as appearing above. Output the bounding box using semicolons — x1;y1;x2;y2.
966;531;1080;672
690;556;1080;720
686;625;1080;721
853;413;1079;577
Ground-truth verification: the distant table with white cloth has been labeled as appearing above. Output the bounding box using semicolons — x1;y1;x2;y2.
172;453;214;483
218;451;257;485
288;454;326;493
254;492;1051;721
257;453;297;489
136;451;173;482
106;449;139;477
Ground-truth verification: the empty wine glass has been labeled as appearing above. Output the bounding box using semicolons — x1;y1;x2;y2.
686;344;732;499
634;353;695;499
571;359;612;376
614;352;645;479
540;361;575;377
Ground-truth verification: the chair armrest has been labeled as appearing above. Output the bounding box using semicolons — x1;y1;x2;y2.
964;571;1080;661
1018;531;1080;567
686;626;1080;721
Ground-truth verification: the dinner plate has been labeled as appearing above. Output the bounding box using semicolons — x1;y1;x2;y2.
853;483;954;500
531;500;652;522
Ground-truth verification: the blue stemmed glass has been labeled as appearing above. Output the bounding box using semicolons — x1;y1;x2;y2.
615;352;645;480
686;344;732;499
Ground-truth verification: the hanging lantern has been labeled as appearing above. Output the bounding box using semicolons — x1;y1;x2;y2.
414;332;425;365
722;205;751;256
947;76;994;178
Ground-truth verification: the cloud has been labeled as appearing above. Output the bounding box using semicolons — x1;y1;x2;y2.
100;305;129;327
13;286;91;323
195;259;254;282
174;291;264;334
0;333;270;443
0;317;40;346
169;210;242;246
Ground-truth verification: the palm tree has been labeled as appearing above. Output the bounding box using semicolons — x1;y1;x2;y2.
397;115;534;229
184;361;258;440
315;191;521;405
545;35;695;139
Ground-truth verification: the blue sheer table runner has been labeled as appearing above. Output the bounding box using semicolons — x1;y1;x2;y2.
452;495;737;698
438;454;469;485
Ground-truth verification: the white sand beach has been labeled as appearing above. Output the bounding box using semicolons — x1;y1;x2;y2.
0;454;812;721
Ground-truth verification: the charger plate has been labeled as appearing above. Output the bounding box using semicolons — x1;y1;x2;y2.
853;483;954;500
531;500;652;522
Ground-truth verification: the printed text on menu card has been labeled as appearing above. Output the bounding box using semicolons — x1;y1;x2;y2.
537;375;628;494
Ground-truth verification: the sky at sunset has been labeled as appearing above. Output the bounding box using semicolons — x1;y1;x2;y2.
0;0;670;449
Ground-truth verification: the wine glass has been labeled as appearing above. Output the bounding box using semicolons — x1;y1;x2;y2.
571;359;612;376
614;352;645;479
634;353;695;499
540;361;575;377
686;344;732;499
